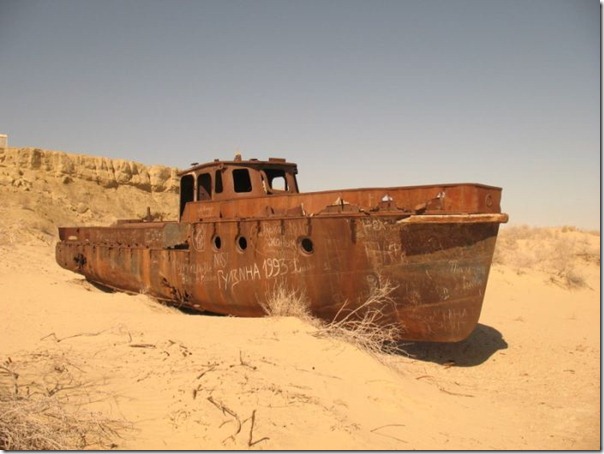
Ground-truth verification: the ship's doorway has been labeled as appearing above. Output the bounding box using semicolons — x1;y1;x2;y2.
180;174;195;219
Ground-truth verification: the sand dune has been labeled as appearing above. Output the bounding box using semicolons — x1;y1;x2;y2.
0;148;599;450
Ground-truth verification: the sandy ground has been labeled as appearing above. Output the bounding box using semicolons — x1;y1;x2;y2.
0;235;599;450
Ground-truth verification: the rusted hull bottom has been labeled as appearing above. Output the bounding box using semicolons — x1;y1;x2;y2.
56;217;501;342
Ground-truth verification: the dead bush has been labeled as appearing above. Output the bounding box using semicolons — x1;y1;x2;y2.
313;280;402;357
493;225;599;288
0;355;129;450
261;281;402;357
259;284;314;321
550;265;587;289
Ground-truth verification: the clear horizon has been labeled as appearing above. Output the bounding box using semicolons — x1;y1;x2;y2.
0;0;600;229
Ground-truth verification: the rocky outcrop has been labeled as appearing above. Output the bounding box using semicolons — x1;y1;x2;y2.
0;148;179;193
0;147;181;244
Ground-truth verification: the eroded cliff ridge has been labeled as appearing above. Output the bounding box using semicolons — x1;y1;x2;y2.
0;147;179;192
0;147;180;244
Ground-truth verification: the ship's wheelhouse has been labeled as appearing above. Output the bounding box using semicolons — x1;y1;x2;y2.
178;156;299;218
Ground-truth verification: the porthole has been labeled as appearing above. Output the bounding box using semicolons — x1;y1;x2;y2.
299;237;314;255
213;235;222;250
236;235;248;252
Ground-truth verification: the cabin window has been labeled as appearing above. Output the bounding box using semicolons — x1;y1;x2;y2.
264;168;288;192
197;173;212;200
179;174;195;217
233;168;252;193
215;170;223;193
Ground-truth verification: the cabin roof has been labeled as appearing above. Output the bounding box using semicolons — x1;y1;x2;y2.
178;155;297;176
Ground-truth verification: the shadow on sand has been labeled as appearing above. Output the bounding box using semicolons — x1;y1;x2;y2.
398;324;508;367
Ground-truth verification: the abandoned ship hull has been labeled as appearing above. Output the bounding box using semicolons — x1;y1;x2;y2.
56;211;505;342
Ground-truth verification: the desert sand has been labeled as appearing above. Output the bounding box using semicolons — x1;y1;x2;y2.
0;148;600;450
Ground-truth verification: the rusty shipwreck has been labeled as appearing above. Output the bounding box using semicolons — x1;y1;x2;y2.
56;155;508;342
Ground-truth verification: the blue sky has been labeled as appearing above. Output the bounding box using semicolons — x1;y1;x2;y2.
0;0;600;229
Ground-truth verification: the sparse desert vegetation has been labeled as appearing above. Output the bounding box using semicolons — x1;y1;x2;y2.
260;284;314;320
0;354;129;450
261;281;402;358
493;225;600;288
312;281;403;357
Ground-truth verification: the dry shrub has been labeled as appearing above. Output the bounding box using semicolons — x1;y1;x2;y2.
493;225;599;289
0;356;129;450
0;392;123;450
313;280;402;357
260;284;314;321
551;267;587;289
261;281;402;357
